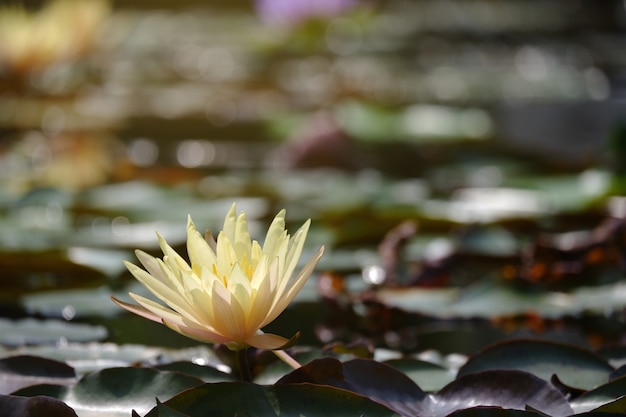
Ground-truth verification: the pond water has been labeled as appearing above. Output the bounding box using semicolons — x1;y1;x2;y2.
1;0;626;367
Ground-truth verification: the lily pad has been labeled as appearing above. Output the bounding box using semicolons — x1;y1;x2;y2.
457;339;613;391
376;280;626;320
14;367;205;417
384;358;455;392
431;369;573;417
277;357;428;416
570;375;626;413
0;343;228;377
0;355;76;395
0;318;107;347
0;394;78;417
143;381;400;417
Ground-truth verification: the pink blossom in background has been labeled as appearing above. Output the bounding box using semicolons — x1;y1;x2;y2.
254;0;359;26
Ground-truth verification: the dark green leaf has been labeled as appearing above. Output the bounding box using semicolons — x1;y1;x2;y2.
0;355;75;395
570;376;626;413
433;370;573;417
384;358;455;392
143;382;400;417
458;339;613;390
154;362;235;382
277;357;428;416
14;367;204;417
0;394;78;417
447;406;545;417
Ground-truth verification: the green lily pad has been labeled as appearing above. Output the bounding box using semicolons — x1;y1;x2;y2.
384;358;455;392
0;318;107;347
0;355;76;395
143;381;400;417
432;370;573;417
570;375;626;413
0;394;78;417
457;339;613;390
14;367;205;417
277;357;428;416
376;280;626;320
154;362;235;382
0;343;228;377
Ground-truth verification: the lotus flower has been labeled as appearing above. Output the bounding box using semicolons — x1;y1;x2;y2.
112;204;324;351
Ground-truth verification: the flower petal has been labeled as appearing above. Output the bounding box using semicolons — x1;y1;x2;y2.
123;260;189;313
128;292;201;326
211;281;248;341
111;296;163;323
282;219;311;285
262;209;286;257
162;319;232;344
158;232;191;273
187;215;218;274
263;245;324;327
233;211;251;260
222;203;239;244
245;331;299;350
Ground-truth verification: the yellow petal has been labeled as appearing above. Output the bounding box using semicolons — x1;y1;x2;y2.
246;266;274;331
123;260;188;312
215;232;237;282
282;219;311;284
263;245;324;327
129;292;202;327
245;331;299;350
222;203;239;245
262;209;286;257
111;296;163;323
186;216;218;274
233;211;251;260
158;232;191;273
134;250;167;283
211;281;248;341
162;319;231;345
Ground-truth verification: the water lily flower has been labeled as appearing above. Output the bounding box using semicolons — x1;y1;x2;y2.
112;204;324;352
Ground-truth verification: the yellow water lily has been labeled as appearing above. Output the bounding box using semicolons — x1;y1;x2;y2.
112;204;324;351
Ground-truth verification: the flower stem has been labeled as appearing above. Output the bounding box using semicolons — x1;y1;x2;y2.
273;349;302;369
237;348;253;382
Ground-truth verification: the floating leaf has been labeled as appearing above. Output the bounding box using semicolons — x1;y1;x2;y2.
143;381;399;417
570;375;626;413
154;362;234;383
0;355;76;395
458;339;613;390
14;367;204;417
384;358;455;392
0;318;107;347
277;357;428;416
446;406;546;417
376;280;626;320
432;370;573;417
584;395;626;415
0;394;78;417
0;343;228;377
